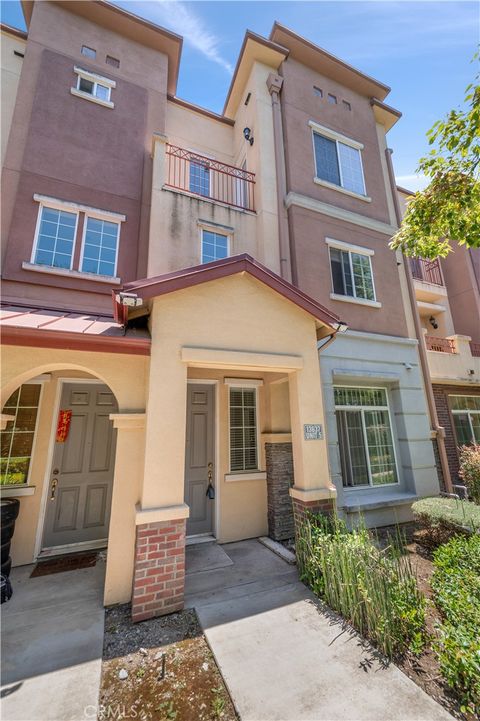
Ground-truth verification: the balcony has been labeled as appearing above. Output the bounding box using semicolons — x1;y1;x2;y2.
410;258;447;303
164;144;255;212
424;332;480;384
410;258;443;285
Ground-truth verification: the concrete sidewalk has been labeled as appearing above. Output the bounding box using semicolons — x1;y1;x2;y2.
1;560;105;721
186;540;454;721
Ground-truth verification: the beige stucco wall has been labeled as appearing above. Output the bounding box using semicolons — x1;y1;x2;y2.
1;345;148;604
140;272;334;542
1;30;26;166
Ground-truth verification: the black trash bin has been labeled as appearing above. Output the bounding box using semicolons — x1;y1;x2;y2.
1;498;20;602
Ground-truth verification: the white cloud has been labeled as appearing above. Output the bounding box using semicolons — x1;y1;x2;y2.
129;0;233;74
396;174;429;192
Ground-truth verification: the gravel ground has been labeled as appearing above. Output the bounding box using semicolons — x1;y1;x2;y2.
99;605;238;721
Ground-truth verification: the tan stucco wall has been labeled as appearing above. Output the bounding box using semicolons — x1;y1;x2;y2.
1;346;148;591
141;272;333;538
1;30;25;166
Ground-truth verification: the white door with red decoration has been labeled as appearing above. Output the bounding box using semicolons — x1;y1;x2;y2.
42;382;117;551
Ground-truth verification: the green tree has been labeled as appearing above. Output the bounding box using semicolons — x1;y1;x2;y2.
391;53;480;259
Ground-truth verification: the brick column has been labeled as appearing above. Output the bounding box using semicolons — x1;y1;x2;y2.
131;518;186;623
291;496;336;531
265;442;295;540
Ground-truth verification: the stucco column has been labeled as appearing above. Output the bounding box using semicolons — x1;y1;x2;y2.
147;133;168;277
104;413;146;607
288;346;336;520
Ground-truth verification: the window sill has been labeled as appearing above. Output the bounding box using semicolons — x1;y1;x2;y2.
70;87;114;109
314;177;371;203
225;471;266;482
341;491;416;514
330;292;381;308
22;262;121;285
1;485;35;498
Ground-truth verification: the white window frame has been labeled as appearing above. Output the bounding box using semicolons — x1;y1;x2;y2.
29;195;125;281
309;120;370;202
79;214;121;279
188;148;213;199
326;237;380;307
1;380;45;489
30;199;80;271
225;378;263;475
199;224;231;265
334;385;400;489
450;395;480;444
71;66;115;108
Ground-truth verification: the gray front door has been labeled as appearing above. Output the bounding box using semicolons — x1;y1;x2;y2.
184;384;215;536
42;383;117;550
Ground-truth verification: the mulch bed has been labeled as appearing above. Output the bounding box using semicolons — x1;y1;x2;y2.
30;551;97;577
373;523;469;721
99;604;237;721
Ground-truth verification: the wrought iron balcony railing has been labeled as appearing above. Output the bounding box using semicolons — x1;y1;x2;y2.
164;144;255;212
425;335;456;353
410;257;444;286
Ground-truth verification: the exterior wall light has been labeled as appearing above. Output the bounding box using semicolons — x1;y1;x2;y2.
429;315;438;330
115;292;143;307
243;127;254;146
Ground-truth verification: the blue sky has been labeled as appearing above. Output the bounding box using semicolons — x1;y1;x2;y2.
1;0;478;190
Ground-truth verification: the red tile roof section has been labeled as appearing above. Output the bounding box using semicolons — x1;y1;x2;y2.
117;253;340;329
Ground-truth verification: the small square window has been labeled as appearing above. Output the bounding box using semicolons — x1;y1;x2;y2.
343;100;351;111
328;94;337;105
81;46;96;59
313;86;323;98
79;77;94;95
106;55;120;68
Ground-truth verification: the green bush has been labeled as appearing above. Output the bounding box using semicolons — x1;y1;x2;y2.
459;444;480;504
297;514;426;659
412;497;480;544
431;534;480;715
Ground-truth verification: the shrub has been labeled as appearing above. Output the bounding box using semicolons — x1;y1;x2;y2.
431;534;480;715
297;514;426;659
412;497;480;544
458;444;480;504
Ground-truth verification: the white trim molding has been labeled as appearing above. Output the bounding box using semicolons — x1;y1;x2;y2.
330;293;382;309
285;191;398;236
135;503;190;525
1;485;36;498
223;378;264;387
326;237;374;257
22;262;121;284
33;195;126;222
70;88;114;109
313;177;371;203
308;120;364;150
225;471;266;482
74;66;116;88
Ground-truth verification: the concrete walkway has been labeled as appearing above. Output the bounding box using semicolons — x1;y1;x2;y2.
186;539;454;721
1;560;105;721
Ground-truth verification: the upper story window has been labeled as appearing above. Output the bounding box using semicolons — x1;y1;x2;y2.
189;159;210;197
327;93;337;105
201;229;229;264
451;396;480;445
34;206;78;270
81;218;119;277
1;383;41;486
309;120;368;200
313;86;323;97
71;67;115;109
81;45;96;59
327;238;379;307
27;195;124;282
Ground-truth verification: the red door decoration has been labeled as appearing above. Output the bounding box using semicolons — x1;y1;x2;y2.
56;410;72;443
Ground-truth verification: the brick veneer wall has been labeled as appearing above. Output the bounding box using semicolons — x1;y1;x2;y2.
291;497;336;532
131;518;186;622
433;384;480;482
265;442;295;540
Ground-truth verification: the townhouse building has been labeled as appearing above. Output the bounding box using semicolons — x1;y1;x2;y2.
398;188;480;485
1;0;441;621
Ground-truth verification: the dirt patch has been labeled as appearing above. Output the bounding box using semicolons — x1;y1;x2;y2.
99;605;238;721
372;523;468;720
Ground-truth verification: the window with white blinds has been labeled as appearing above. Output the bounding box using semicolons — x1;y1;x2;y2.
229;387;258;472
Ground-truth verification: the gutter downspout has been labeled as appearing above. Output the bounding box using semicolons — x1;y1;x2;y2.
385;148;453;493
267;72;292;283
